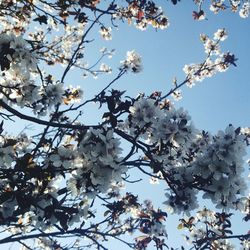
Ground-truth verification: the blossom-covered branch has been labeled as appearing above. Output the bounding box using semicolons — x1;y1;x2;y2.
0;1;249;250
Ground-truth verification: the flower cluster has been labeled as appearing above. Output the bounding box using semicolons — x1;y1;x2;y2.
239;1;250;18
127;97;196;150
114;0;169;30
67;128;126;195
183;29;236;87
192;0;250;19
120;50;143;73
0;133;91;233
128;97;161;132
133;200;168;250
124;96;248;215
180;208;249;249
236;193;250;220
163;124;247;214
0;33;37;78
194;125;247;209
99;26;112;40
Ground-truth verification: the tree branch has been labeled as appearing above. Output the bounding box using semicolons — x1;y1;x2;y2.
0;100;98;130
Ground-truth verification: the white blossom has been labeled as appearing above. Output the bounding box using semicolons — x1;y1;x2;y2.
120;50;143;73
239;2;250;18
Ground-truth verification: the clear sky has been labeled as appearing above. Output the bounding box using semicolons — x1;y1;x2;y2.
3;1;250;249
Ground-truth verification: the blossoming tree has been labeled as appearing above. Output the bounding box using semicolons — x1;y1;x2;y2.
0;0;249;249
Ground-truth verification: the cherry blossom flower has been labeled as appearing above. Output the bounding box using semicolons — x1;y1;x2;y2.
99;27;112;40
239;2;250;18
120;50;143;73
